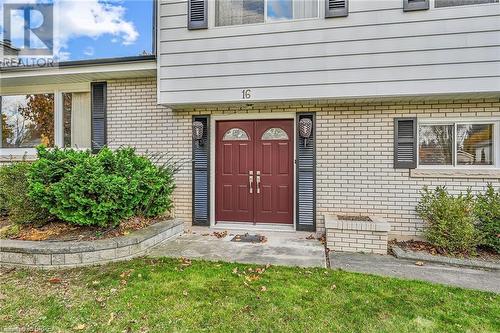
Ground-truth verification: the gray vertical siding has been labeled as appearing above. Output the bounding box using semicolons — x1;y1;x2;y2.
158;0;500;105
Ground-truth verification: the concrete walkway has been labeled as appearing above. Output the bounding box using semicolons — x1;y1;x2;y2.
149;228;326;267
148;227;499;293
330;252;500;293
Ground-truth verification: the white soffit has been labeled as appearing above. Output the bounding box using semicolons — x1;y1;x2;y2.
0;59;156;91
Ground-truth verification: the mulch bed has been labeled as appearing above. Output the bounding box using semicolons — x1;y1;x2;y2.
393;240;500;262
0;215;167;242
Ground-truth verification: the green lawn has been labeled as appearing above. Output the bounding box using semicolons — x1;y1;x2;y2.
1;258;498;333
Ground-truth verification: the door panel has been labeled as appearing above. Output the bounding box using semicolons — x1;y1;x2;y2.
215;119;293;224
254;120;294;224
216;121;254;222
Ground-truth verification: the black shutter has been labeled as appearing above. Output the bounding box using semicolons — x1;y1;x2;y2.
188;0;208;30
296;113;316;232
394;118;417;169
192;116;210;226
403;0;430;11
91;82;107;153
325;0;348;18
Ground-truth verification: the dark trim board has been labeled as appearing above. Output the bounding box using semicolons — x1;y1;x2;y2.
296;113;317;232
192;116;210;226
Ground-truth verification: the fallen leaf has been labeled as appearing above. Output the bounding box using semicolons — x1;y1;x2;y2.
48;277;62;284
212;231;228;239
74;324;86;330
260;286;267;292
108;312;115;325
183;290;188;296
120;270;132;279
415;261;425;266
179;257;192;267
245;274;261;282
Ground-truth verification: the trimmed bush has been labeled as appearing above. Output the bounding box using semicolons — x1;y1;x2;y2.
0;163;50;225
475;184;500;253
416;186;481;254
29;146;176;228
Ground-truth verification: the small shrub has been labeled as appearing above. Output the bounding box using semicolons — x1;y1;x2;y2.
0;163;50;225
29;146;176;228
475;184;500;253
416;186;480;254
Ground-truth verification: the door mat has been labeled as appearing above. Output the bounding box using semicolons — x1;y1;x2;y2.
231;233;267;243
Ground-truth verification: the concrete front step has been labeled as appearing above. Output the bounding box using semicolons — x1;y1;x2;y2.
149;232;326;268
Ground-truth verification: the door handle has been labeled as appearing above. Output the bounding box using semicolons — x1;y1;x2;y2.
256;171;261;194
249;171;254;194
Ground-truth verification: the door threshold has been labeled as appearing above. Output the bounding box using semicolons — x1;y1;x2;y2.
212;222;295;233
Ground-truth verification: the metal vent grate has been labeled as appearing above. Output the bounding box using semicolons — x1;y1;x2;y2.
190;0;205;21
328;0;346;9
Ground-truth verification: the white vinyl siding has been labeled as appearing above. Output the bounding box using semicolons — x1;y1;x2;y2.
158;0;500;105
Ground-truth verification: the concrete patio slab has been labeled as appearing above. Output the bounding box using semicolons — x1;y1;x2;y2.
149;227;326;268
330;252;500;293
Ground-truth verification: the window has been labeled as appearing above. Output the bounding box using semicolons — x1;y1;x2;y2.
223;128;250;140
261;127;289;140
418;121;498;168
63;92;92;149
419;124;453;166
435;0;498;7
1;91;91;153
215;0;318;26
457;124;494;166
1;94;55;148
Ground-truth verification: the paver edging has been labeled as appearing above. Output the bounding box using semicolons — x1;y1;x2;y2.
391;245;500;271
0;219;184;269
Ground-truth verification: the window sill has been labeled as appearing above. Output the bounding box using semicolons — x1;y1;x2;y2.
410;169;500;179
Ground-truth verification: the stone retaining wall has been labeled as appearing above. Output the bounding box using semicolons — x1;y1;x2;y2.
0;219;183;269
325;215;390;255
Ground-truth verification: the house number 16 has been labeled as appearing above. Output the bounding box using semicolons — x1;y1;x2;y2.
242;89;251;99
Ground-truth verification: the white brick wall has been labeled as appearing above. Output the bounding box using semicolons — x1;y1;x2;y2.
106;77;500;237
327;229;389;255
316;99;500;237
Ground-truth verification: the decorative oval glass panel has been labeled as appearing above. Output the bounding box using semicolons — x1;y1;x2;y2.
223;128;249;141
261;128;289;140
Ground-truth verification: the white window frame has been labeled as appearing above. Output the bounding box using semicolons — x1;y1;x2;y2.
0;83;90;157
210;0;322;28
417;118;500;170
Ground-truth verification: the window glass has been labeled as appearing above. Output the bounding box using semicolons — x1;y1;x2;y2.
267;0;293;21
418;124;454;165
1;94;54;148
435;0;498;8
261;127;289;140
216;0;264;26
216;0;318;26
223;128;250;140
457;124;494;166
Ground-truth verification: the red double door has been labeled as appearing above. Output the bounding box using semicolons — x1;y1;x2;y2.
216;120;294;224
